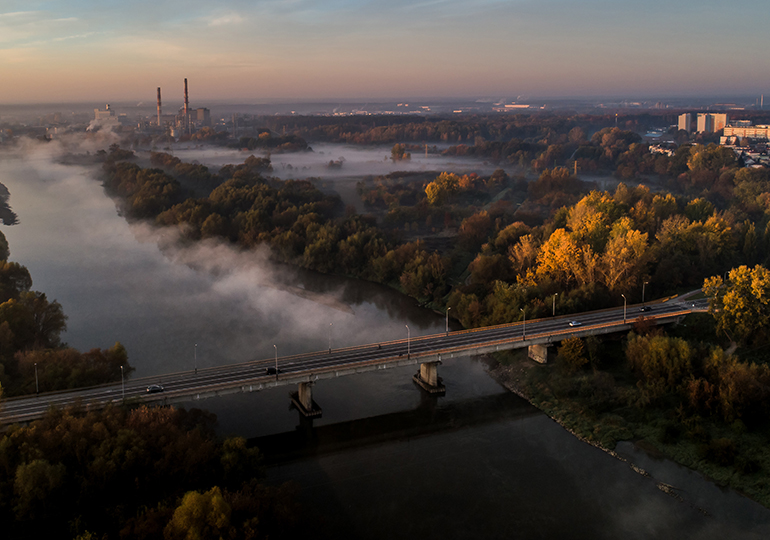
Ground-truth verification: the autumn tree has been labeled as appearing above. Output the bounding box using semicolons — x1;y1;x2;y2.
425;172;460;205
704;265;770;344
164;487;233;540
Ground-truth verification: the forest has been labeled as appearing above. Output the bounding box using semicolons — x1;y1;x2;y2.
0;405;308;539
98;111;770;507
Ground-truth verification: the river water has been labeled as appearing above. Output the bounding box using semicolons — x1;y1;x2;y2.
1;141;769;538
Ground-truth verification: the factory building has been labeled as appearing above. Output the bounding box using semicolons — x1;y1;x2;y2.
94;104;115;120
155;79;211;135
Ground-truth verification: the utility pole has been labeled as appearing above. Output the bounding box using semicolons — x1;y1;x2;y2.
406;325;410;358
621;294;627;324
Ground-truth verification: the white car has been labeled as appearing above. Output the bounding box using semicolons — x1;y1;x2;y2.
568;320;581;327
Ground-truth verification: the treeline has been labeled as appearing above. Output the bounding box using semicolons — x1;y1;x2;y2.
0;405;307;539
446;170;765;327
232;133;308;153
103;154;456;302
256;112;676;146
0;230;131;397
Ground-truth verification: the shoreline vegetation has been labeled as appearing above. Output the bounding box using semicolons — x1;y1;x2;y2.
483;310;770;509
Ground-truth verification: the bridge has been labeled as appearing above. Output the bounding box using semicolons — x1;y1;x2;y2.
0;297;704;425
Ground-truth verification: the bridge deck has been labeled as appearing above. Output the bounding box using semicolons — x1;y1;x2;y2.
0;298;704;425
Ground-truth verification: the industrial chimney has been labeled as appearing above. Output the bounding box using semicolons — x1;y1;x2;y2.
184;78;190;133
157;87;162;126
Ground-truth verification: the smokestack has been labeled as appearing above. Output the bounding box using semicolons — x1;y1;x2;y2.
184;78;190;134
184;78;189;116
157;87;162;126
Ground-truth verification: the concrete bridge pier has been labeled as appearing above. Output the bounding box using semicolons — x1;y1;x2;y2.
528;344;551;364
413;358;446;395
289;381;323;418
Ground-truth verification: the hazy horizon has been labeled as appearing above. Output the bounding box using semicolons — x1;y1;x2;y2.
2;1;768;105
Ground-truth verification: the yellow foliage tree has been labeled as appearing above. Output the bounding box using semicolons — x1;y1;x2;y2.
164;486;232;540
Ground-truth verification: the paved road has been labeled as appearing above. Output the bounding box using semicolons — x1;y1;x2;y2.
0;297;703;425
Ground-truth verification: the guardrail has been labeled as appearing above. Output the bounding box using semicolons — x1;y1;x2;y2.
0;303;694;422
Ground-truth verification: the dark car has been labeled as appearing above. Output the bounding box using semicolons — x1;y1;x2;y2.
265;367;281;375
639;306;652;312
146;384;164;394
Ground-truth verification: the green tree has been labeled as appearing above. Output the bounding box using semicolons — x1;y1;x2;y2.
13;459;66;520
626;333;693;396
558;337;588;373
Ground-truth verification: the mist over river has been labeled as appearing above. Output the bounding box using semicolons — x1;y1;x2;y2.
1;140;769;539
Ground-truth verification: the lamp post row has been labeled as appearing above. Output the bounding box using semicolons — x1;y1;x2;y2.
195;279;651;384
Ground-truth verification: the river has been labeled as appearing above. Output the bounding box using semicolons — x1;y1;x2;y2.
1;140;769;538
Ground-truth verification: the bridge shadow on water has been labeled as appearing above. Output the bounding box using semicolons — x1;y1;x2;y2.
250;390;539;464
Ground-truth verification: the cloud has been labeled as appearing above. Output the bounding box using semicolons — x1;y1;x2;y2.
207;12;245;26
0;12;81;45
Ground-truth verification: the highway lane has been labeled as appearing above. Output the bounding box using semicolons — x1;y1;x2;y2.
0;298;701;424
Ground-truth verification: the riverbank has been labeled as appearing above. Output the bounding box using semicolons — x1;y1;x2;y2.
483;348;770;511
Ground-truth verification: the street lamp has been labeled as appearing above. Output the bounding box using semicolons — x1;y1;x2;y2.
642;281;648;305
406;324;410;358
621;294;627;324
552;293;558;317
446;307;451;335
34;362;39;395
194;343;197;374
120;365;125;403
520;308;526;340
273;345;278;379
328;322;333;353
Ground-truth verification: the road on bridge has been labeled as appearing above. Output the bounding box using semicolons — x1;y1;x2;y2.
0;297;705;425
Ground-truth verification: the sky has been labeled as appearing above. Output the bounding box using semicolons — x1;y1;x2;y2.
0;0;768;104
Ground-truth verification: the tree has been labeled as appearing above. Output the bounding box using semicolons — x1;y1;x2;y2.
599;219;649;293
164;486;232;540
425;172;459;205
558;337;588;373
704;265;770;344
626;333;693;397
0;262;32;302
390;143;411;161
13;459;66;520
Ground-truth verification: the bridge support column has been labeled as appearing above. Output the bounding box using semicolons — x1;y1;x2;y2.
528;344;550;364
289;382;322;418
413;359;446;395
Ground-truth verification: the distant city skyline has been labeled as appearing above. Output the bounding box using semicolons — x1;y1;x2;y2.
1;0;768;104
